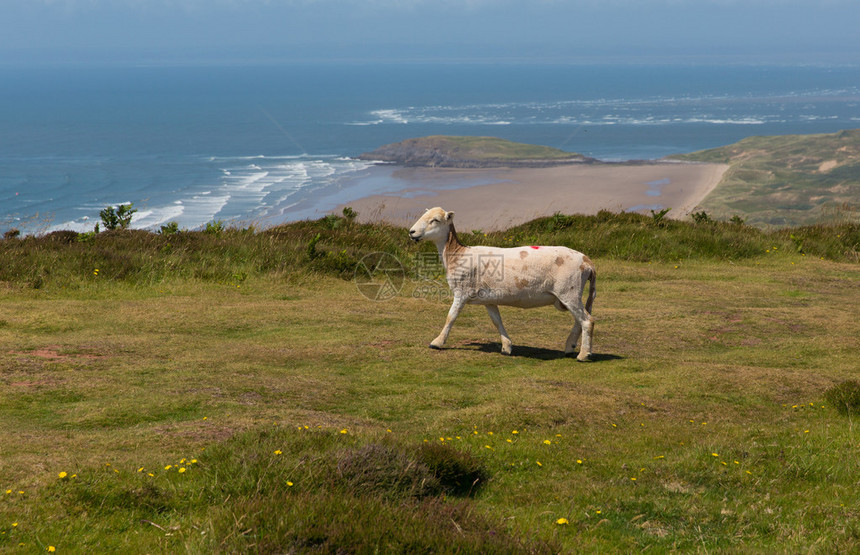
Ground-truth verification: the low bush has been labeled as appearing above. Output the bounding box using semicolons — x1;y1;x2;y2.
825;380;860;416
0;212;857;288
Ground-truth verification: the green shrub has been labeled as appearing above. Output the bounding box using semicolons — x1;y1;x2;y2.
336;443;441;499
691;210;713;224
159;221;180;235
0;212;856;289
825;380;860;416
416;442;488;497
100;203;137;230
342;206;358;222
650;208;671;226
203;220;225;236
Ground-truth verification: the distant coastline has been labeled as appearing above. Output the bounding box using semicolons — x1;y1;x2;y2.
338;130;859;230
3;63;858;235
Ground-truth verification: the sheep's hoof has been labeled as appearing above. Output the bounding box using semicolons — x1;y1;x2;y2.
429;344;443;350
576;353;592;362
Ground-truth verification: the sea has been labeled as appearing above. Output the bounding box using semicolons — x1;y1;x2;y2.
1;63;858;234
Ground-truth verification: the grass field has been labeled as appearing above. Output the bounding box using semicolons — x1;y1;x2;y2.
1;214;859;552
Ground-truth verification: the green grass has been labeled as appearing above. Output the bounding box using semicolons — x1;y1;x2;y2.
361;135;588;166
422;135;582;161
1;214;859;552
673;129;860;228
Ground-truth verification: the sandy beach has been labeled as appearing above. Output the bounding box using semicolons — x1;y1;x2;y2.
338;162;729;231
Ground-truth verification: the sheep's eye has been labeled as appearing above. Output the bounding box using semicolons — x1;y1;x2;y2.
429;218;439;223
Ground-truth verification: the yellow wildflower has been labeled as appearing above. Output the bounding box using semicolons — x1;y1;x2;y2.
543;440;552;445
178;468;186;474
287;481;294;487
340;429;348;434
556;518;569;525
274;450;282;455
58;472;68;479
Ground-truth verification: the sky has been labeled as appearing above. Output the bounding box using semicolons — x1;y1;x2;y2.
1;0;859;66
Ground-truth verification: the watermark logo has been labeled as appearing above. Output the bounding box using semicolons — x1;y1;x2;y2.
355;252;507;302
353;252;406;301
478;254;504;281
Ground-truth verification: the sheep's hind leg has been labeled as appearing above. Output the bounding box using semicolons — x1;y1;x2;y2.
564;322;582;355
486;305;513;355
556;295;593;361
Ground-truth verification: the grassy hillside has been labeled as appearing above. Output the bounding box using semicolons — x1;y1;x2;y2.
420;136;582;161
1;214;859;552
359;135;590;167
673;129;860;228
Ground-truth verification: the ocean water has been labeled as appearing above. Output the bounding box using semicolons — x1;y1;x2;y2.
1;63;858;234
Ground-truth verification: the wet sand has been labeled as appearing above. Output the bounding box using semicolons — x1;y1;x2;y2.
338;162;729;231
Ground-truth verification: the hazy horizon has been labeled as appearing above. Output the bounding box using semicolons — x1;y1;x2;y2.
2;0;859;67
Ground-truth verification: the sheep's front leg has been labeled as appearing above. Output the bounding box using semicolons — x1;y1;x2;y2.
485;305;513;355
430;294;467;349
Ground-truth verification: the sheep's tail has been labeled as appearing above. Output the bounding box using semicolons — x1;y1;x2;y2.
585;262;596;314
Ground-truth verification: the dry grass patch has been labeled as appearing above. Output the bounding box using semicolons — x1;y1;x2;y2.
1;253;858;552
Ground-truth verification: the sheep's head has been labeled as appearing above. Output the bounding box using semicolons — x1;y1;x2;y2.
408;207;454;243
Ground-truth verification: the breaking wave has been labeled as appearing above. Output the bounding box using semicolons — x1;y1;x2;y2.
349;87;859;128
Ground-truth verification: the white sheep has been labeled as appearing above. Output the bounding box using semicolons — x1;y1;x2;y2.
409;207;596;360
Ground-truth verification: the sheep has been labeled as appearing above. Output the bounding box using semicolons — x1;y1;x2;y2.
409;207;596;360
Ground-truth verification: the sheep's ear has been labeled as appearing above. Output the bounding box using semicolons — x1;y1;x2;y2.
445;211;455;221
